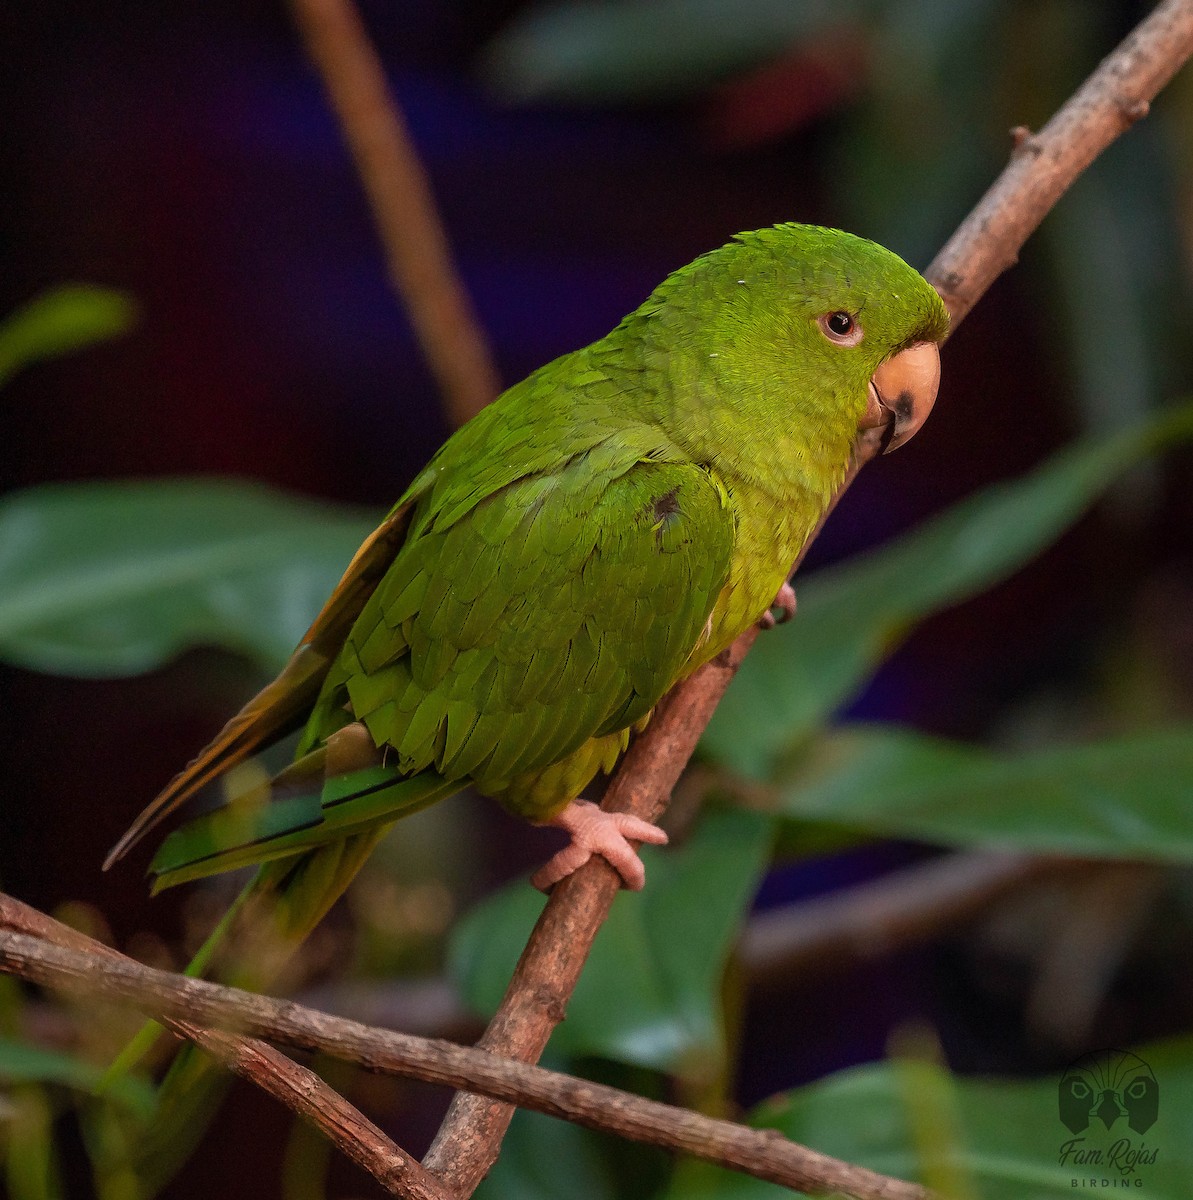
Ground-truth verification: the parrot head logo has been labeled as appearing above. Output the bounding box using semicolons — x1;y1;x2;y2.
1058;1050;1158;1135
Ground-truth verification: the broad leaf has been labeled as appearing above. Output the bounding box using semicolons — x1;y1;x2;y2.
0;286;137;389
0;479;376;676
450;807;772;1078
668;1038;1193;1198
777;723;1193;862
474;1103;622;1200
705;404;1193;778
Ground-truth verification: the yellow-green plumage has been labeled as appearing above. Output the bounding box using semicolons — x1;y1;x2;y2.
109;220;948;937
319;445;732;817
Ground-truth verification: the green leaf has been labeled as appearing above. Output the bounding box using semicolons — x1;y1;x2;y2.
0;479;377;677
1;1086;61;1200
704;403;1193;779
450;807;772;1079
0;286;137;388
668;1038;1193;1198
889;1027;981;1200
473;1104;621;1200
778;723;1193;862
483;0;862;103
0;1038;155;1120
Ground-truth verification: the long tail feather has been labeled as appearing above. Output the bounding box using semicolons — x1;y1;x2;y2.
103;500;415;872
149;767;456;891
96;501;422;1186
99;764;454;1098
102;643;334;869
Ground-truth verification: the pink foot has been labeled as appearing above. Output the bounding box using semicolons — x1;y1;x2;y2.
531;800;668;893
758;581;797;630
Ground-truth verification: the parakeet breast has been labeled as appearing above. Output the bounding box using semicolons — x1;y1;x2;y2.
698;436;853;662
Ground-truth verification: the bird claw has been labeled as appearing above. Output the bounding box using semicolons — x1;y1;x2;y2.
531;799;668;893
758;581;797;630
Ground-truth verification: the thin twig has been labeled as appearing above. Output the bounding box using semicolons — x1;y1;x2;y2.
0;896;446;1200
926;0;1193;321
183;1028;450;1200
741;851;1078;988
1025;862;1168;1050
289;0;500;424
423;5;1193;1191
0;921;929;1200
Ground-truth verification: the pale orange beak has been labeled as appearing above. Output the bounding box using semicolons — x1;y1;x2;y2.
860;341;942;453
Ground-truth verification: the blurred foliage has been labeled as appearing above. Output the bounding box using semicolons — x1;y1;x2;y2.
778;722;1193;860
4;0;1193;1197
452;807;771;1082
0;287;136;392
482;0;859;104
0;1042;153;1121
0;481;373;677
667;1035;1193;1198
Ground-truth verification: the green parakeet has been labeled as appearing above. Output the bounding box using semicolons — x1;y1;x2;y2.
106;221;947;946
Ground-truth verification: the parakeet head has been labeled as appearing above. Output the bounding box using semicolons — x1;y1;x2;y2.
625;222;949;468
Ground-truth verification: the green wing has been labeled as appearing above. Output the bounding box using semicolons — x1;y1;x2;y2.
319;435;735;808
155;432;736;883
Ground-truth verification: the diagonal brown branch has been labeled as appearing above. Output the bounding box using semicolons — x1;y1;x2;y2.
0;896;448;1200
180;1029;450;1200
423;2;1193;1192
928;0;1193;324
289;0;500;425
0;915;928;1200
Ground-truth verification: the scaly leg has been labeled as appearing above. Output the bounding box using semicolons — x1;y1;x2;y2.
531;799;668;892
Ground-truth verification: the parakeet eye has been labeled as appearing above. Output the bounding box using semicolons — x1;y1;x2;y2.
819;311;863;346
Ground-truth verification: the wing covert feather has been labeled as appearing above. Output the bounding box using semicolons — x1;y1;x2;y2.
330;443;734;799
104;500;417;868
